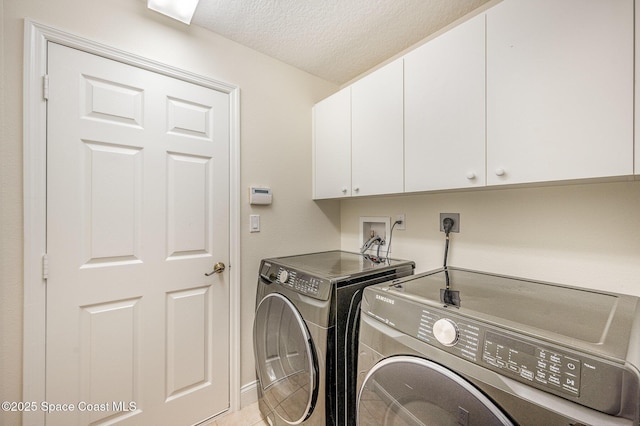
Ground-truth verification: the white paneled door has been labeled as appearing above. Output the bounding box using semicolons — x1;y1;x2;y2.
45;43;230;425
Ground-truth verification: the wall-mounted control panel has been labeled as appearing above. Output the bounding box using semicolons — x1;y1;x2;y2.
249;186;272;205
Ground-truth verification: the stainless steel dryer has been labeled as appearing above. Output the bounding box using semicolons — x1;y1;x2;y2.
356;267;640;426
254;250;415;426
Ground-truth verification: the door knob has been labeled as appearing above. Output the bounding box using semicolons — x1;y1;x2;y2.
205;262;226;276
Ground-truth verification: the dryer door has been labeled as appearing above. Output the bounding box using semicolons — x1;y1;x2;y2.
254;293;318;425
357;356;513;426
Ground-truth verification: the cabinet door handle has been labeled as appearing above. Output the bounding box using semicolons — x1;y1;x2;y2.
466;172;476;180
495;168;506;177
341;187;348;194
353;186;360;192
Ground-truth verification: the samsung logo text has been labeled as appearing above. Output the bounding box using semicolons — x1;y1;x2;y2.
376;294;394;305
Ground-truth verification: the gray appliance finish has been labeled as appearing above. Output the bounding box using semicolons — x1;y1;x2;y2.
357;267;640;426
254;250;415;426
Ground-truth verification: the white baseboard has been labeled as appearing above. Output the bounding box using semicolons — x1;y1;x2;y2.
240;380;259;408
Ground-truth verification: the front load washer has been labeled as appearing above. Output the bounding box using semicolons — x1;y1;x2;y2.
254;251;415;425
356;267;640;425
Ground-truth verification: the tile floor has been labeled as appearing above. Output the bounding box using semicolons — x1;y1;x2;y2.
201;402;269;426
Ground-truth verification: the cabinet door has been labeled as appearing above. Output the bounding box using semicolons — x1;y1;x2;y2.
351;59;404;196
313;87;351;199
487;0;633;185
405;14;486;192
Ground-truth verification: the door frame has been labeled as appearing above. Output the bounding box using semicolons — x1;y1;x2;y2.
22;20;241;425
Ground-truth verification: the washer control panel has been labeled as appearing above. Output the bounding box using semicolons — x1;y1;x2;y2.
259;261;331;301
277;267;323;297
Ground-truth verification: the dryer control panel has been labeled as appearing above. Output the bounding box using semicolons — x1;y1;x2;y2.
363;286;632;416
482;331;581;396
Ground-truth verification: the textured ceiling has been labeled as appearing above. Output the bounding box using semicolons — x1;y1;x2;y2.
191;0;493;84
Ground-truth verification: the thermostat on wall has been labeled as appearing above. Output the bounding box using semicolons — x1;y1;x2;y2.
249;186;272;205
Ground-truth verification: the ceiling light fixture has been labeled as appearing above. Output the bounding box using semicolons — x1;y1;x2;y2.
147;0;200;25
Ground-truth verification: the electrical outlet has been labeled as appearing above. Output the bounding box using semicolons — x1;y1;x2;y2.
439;213;460;233
395;214;405;230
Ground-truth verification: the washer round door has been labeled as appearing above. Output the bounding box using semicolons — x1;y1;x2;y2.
254;293;318;425
357;356;513;426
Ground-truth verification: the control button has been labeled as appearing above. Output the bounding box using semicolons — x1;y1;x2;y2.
482;355;496;366
520;369;534;381
562;376;579;395
433;318;458;347
548;374;561;386
280;270;289;283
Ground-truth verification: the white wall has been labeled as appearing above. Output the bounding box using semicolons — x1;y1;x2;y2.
0;0;340;422
341;180;640;297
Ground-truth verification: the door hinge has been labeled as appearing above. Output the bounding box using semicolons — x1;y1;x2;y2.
42;254;49;280
43;74;49;101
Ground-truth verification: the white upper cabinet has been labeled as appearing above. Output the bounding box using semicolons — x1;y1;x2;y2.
313;87;351;199
313;0;636;199
405;14;486;192
351;59;404;196
486;0;634;185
